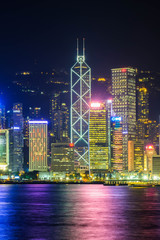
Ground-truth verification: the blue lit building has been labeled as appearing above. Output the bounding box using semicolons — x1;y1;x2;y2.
111;116;123;172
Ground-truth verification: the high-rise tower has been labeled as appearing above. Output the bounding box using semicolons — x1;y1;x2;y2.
70;39;91;166
11;103;24;173
89;102;108;174
136;72;149;141
112;67;137;171
0;104;6;129
0;129;9;171
111;116;123;172
106;99;113;169
29;121;48;172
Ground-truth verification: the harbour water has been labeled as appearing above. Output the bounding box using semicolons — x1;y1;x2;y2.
1;184;160;240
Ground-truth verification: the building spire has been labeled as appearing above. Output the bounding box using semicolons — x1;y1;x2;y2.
83;38;85;58
76;38;85;62
77;38;79;57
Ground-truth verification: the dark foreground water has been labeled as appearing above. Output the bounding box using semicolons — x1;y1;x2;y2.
1;185;160;240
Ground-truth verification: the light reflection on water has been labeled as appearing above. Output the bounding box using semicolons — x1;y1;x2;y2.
0;184;160;240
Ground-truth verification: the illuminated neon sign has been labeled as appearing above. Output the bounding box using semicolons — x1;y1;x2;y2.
29;121;48;124
121;69;126;73
13;110;20;113
122;131;128;134
111;116;122;121
13;127;20;130
146;145;154;150
90;102;101;108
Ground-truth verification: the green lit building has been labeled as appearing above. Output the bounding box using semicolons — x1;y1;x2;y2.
152;156;160;177
0;129;9;171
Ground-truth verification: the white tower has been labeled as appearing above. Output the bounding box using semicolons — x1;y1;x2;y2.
70;39;91;166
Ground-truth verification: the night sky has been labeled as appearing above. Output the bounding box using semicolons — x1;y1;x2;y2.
0;0;160;79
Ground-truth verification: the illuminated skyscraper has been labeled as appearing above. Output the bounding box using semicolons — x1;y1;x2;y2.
111;117;123;172
89;102;108;174
134;140;144;171
136;70;159;148
136;119;158;150
50;92;60;137
50;93;69;143
24;118;29;148
29;121;48;172
71;39;91;166
136;72;158;150
106;99;112;169
148;120;158;147
11;103;24;173
128;140;144;172
144;144;157;172
136;72;149;140
23;118;29;171
137;87;149;121
51;143;74;173
128;140;134;171
152;156;160;177
112;67;137;171
0;104;6;129
61;103;69;142
0;129;9;171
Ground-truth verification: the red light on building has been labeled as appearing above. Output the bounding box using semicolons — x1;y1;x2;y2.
146;145;154;150
107;99;112;103
121;69;127;73
69;143;74;148
90;102;101;108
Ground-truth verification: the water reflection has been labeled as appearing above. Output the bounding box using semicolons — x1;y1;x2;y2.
0;184;160;239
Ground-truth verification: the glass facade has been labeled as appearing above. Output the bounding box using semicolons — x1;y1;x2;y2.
0;104;6;129
112;68;136;170
12;103;24;173
136;75;149;141
0;129;9;170
71;46;91;166
89;102;108;172
134;140;144;171
51;143;74;172
111;119;123;172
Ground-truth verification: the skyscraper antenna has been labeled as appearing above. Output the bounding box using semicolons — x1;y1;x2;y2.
77;38;79;57
83;38;85;58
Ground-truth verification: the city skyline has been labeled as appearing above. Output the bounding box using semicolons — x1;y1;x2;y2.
1;3;160;240
1;63;159;176
0;1;160;178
